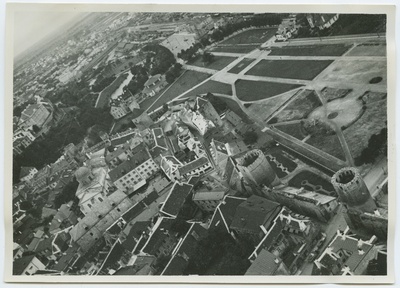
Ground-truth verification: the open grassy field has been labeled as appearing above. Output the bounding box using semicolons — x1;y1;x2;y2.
306;133;346;161
228;58;255;74
235;79;302;101
269;90;322;123
181;80;232;98
343;100;387;160
246;59;333;80
318;60;387;85
189;56;237;71
145;70;211;112
346;43;386;57
245;90;297;124
269;44;352;56
220;28;277;45
209;45;259;54
275;122;308;141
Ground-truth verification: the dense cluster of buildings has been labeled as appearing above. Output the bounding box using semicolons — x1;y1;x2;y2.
12;12;387;278
12;91;388;276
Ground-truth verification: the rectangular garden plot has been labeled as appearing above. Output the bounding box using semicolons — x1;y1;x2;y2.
246;59;333;80
235;79;302;101
220;28;277;45
189;56;237;71
209;45;259;54
269;44;352;56
321;87;352;102
268;90;322;124
228;58;255;74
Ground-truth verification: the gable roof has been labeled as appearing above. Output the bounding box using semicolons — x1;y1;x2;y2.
245;249;282;275
19;167;36;179
13;255;36;275
162;223;208;275
160;182;193;218
230;195;281;234
209;195;246;232
108;147;150;182
141;217;176;255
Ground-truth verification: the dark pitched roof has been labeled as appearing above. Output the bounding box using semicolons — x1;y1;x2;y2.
13;255;36;275
209;195;246;232
245;249;281;275
143;191;159;206
152;127;169;151
141;218;175;255
162;223;208;275
230;195;281;234
19;167;35;179
108;147;150;182
122;202;146;222
178;157;209;175
160;182;193;218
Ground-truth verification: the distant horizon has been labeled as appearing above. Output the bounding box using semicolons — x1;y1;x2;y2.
14;11;85;58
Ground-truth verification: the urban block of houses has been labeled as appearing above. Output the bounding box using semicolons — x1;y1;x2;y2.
108;144;159;193
160;181;197;219
75;165;111;215
13;255;46;276
69;190;134;253
314;227;382;275
19;167;38;183
249;207;322;274
161;222;208;275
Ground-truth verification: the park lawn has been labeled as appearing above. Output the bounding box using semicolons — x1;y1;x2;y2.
269;44;352;56
228;58;255;74
306;133;347;161
209;45;259;54
288;170;336;195
145;70;211;112
189;56;237;71
275;122;308;141
245;90;299;124
235;79;302;101
269;90;322;123
220;28;277;45
346;43;386;57
343;99;387;161
246;59;333;80
182;80;233;98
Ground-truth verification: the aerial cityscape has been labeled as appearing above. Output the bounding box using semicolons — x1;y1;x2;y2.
11;11;389;277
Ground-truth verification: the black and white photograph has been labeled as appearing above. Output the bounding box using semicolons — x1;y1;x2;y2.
4;3;396;284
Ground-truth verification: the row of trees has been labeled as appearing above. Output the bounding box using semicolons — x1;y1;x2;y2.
141;44;176;76
92;75;117;93
210;13;284;43
165;63;183;84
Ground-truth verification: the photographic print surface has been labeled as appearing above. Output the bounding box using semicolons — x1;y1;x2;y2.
5;3;395;284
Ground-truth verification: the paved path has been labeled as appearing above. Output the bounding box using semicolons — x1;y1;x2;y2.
211;52;247;57
183;64;219;75
269;35;386;47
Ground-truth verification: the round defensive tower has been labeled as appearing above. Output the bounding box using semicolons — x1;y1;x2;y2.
237;149;280;188
331;167;377;213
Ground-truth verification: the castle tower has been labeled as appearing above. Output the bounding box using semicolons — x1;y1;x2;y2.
237;149;280;188
331;167;377;213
